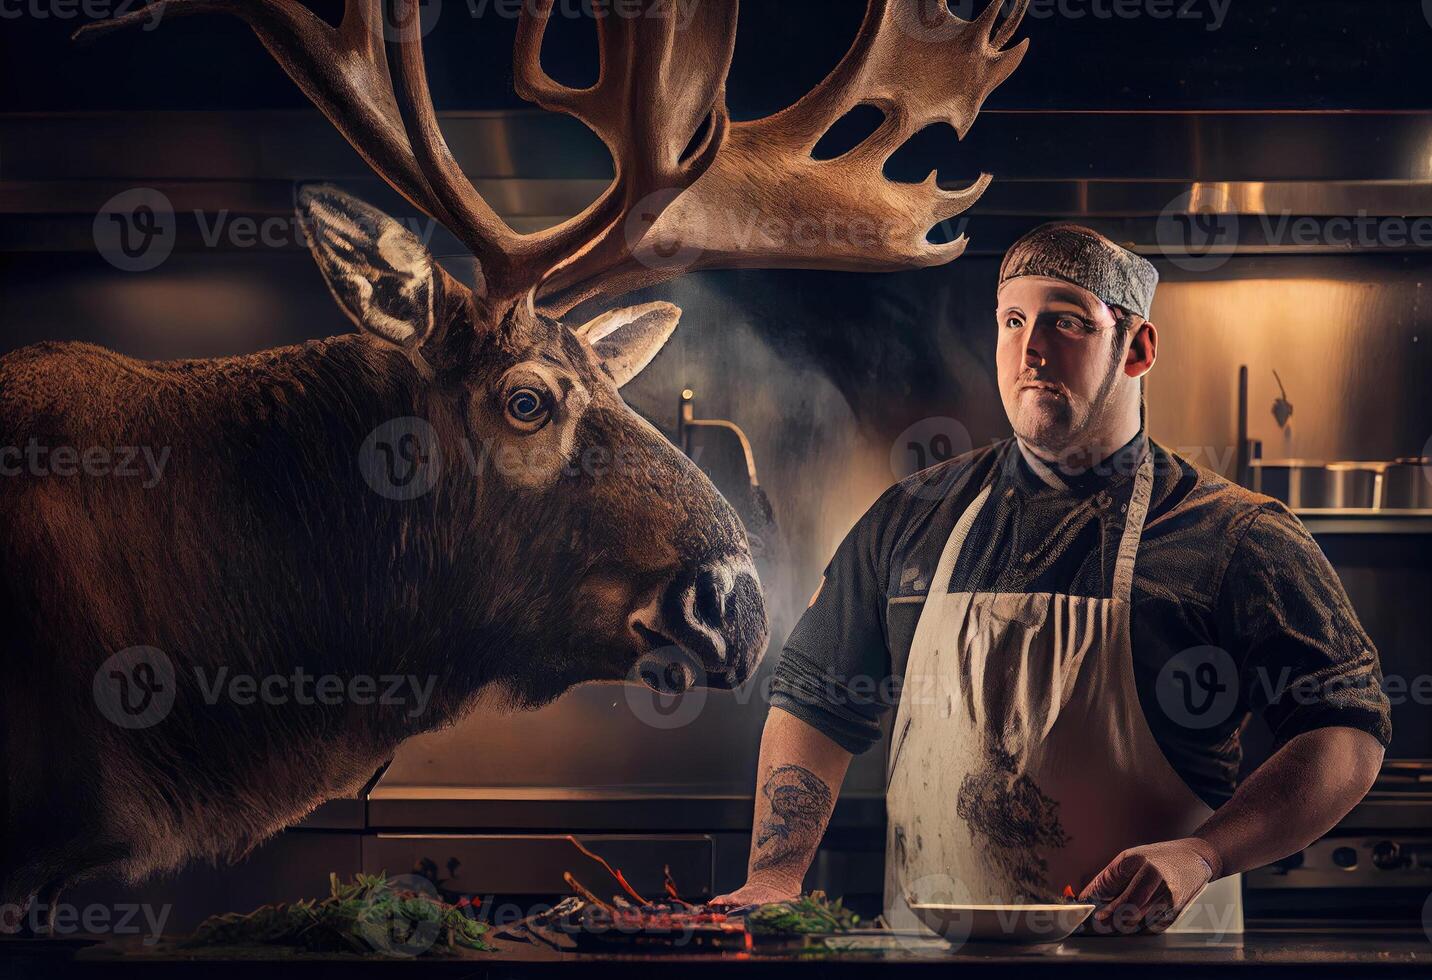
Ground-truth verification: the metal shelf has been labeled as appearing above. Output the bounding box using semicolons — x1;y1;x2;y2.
1296;510;1432;535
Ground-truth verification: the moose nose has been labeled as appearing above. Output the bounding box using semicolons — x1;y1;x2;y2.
693;565;734;630
631;558;768;693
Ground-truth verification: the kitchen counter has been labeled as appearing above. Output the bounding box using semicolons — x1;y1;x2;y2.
8;930;1432;979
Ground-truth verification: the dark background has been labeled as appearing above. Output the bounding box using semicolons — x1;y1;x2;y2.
3;0;1431;114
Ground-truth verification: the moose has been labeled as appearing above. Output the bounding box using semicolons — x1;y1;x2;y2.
0;0;1030;922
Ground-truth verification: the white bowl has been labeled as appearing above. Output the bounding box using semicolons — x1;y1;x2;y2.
908;902;1096;945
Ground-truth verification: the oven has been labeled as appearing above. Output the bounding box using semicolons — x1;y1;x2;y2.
1243;520;1432;926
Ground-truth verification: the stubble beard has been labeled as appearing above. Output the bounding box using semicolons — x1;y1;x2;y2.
1011;356;1127;466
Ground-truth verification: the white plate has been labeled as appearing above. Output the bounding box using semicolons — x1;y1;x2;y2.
908;902;1096;945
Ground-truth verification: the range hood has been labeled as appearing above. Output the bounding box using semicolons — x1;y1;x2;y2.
5;110;1432;259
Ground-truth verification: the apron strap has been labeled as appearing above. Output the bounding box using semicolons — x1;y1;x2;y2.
1111;450;1155;603
932;446;1156;602
933;441;1157;601
886;482;992;788
930;484;993;599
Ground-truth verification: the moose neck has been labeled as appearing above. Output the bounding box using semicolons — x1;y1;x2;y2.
148;335;500;751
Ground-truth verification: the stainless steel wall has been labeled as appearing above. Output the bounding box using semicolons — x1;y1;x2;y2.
1149;257;1432;468
4;111;1431;811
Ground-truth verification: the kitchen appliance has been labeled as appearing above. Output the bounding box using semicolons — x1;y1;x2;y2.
1244;830;1432;925
1241;524;1432;925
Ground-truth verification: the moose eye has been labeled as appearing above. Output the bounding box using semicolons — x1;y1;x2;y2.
505;386;549;426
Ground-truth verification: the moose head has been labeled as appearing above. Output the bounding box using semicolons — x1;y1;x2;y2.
297;183;766;702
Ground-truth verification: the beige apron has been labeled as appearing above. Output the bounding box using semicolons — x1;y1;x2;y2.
884;449;1242;934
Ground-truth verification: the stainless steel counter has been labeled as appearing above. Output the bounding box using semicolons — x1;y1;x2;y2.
26;929;1432;978
363;785;884;833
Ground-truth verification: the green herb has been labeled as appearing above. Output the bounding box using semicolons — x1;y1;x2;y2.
747;891;860;936
180;872;495;956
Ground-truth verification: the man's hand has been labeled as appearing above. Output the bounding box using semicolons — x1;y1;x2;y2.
716;709;852;910
1079;838;1221;934
710;875;801;908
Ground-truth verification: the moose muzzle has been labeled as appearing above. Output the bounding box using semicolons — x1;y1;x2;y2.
631;557;767;695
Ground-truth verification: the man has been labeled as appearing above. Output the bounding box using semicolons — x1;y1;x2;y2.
713;223;1390;934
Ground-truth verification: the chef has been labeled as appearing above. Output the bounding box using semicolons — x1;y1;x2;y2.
713;223;1391;934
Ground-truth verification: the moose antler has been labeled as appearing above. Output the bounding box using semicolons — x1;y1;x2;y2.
513;0;735;200
77;0;1028;315
75;0;733;307
78;2;505;284
538;0;1031;312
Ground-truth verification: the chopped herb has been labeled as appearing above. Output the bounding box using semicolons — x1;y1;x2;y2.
747;891;860;936
181;872;494;956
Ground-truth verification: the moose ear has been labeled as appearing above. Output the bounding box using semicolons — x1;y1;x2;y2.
574;301;682;388
297;184;441;366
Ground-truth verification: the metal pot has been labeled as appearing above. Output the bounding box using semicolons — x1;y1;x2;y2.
1323;462;1383;509
1249;459;1327;509
1249;460;1382;509
1380;457;1432;510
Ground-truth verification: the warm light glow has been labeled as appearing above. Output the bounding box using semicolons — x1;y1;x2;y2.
1150;276;1410;468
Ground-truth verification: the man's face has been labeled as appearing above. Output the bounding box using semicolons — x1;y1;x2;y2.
996;276;1131;455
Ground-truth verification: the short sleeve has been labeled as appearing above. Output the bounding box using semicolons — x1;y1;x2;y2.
769;489;901;755
1218;506;1392;749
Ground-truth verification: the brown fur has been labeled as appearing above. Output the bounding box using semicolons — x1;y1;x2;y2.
0;285;765;906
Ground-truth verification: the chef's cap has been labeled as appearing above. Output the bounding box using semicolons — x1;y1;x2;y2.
999;223;1159;320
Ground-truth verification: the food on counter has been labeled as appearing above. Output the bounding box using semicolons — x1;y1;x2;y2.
564;836;653;905
510;896;751;952
512;840;860;949
180;872;494;956
565;897;743;934
496;843;753;951
747;891;861;936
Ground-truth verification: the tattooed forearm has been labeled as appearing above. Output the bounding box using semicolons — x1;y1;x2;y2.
751;764;834;875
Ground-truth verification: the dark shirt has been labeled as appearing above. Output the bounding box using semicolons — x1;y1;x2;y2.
770;433;1392;808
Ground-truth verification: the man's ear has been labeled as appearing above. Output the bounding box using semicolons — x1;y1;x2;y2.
574;301;682;388
1126;318;1158;379
297;184;443;373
